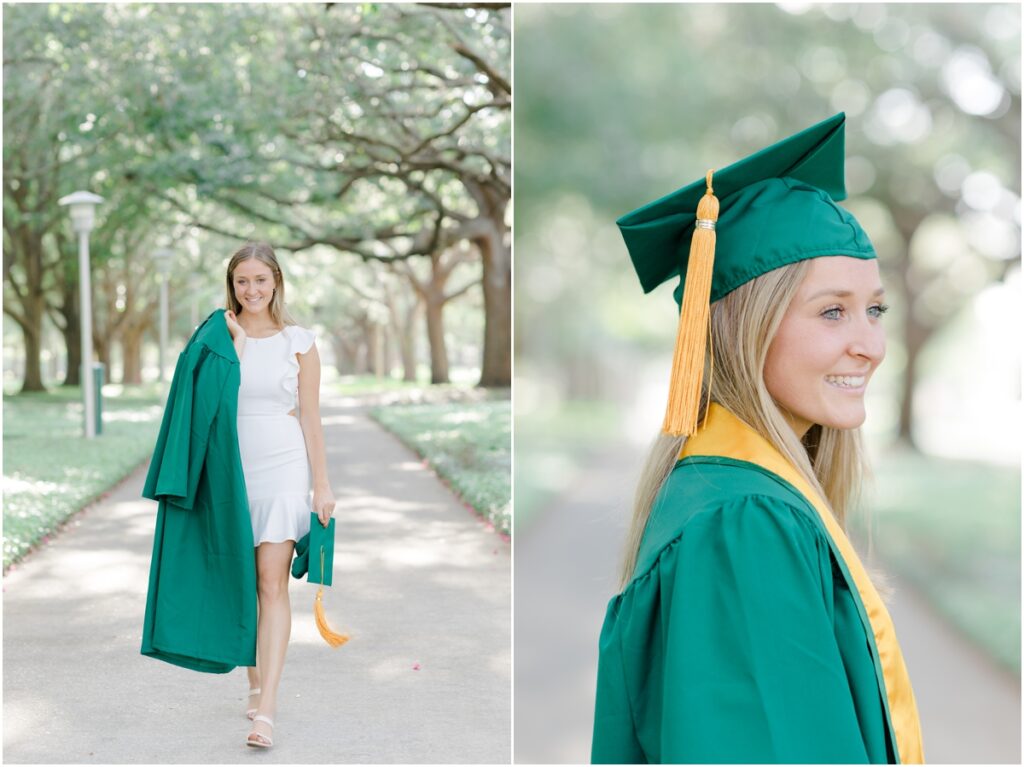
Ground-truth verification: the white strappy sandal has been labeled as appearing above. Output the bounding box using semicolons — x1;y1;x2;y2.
246;714;274;749
245;687;261;720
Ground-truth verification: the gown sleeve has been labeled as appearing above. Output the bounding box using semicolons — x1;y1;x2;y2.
598;494;873;764
142;345;228;510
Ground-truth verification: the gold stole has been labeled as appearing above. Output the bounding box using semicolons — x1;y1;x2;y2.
681;404;925;763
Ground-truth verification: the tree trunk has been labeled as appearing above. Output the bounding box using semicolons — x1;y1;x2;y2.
58;282;82;387
400;252;457;386
84;254;125;388
64;320;82;387
357;320;376;375
381;325;393;378
476;222;511;387
329;333;357;375
122;327;145;384
462;178;511;388
4;154;56;393
49;232;82;388
47;327;60;381
355;335;370;374
371;321;386;378
18;315;45;392
398;328;416;381
96;337;112;378
384;284;419;382
897;345;916;445
424;298;449;384
398;302;419;382
889;203;931;449
6;230;49;392
897;300;929;447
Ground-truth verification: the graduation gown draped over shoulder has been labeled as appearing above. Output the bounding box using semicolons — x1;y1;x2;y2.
592;405;924;764
141;309;257;673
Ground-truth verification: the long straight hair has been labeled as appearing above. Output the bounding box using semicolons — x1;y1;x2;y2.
224;241;298;328
619;260;867;589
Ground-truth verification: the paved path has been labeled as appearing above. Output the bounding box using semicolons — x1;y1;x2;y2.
3;393;510;764
515;445;1021;764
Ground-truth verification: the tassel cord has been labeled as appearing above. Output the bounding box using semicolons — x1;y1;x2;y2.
663;169;720;437
314;545;350;648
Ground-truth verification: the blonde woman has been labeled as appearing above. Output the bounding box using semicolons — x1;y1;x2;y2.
222;241;336;749
591;115;925;764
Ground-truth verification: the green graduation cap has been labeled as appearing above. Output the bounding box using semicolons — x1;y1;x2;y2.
617;112;876;436
292;515;350;648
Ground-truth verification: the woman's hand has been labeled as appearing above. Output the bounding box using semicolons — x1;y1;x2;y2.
313;485;336;527
224;310;246;341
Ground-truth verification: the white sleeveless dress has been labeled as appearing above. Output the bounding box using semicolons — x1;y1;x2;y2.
236;324;316;546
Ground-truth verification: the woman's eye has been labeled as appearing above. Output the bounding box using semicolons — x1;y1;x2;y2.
868;303;890;319
821;306;843;320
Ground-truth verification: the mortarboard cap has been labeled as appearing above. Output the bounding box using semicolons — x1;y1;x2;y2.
617;113;876;436
292;515;349;648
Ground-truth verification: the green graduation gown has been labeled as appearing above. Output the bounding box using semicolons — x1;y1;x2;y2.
140;309;257;673
592;404;924;764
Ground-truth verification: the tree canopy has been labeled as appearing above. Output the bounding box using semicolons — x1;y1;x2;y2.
4;3;510;390
514;3;1020;447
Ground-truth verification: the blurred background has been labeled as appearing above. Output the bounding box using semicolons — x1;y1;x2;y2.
4;2;511;568
514;3;1020;763
4;6;512;761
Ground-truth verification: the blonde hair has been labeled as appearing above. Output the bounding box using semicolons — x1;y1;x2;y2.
224;241;298;328
619;259;868;589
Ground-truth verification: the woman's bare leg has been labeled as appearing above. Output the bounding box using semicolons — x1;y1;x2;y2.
249;540;295;742
246;547;261;710
245;664;260;715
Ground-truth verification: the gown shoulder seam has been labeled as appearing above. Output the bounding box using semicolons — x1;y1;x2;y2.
623;492;826;594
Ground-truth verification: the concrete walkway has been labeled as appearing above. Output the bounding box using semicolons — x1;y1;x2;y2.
514;444;1021;764
3;393;510;764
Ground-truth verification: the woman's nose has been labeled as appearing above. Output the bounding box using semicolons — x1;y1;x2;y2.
849;320;886;363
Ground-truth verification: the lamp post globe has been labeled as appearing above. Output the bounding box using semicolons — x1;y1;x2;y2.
58;190;104;439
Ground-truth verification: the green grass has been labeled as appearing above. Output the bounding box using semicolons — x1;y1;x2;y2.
3;384;163;569
370;398;511;536
854;449;1021;673
332;367;484;396
334;374;430;396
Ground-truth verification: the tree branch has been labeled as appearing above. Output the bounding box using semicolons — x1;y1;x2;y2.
417;3;511;9
451;42;510;96
3;301;28;328
443;276;480;302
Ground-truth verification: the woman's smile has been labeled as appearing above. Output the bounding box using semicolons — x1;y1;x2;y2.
764;256;887;437
823;373;867;391
233;257;277;317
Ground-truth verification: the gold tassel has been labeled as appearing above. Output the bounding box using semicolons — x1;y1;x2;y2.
314;587;350;648
662;170;720;437
314;546;349;648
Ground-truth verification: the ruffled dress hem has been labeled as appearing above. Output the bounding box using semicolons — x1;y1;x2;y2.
249;491;312;547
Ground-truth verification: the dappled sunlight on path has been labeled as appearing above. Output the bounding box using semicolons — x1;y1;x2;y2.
3;394;510;764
